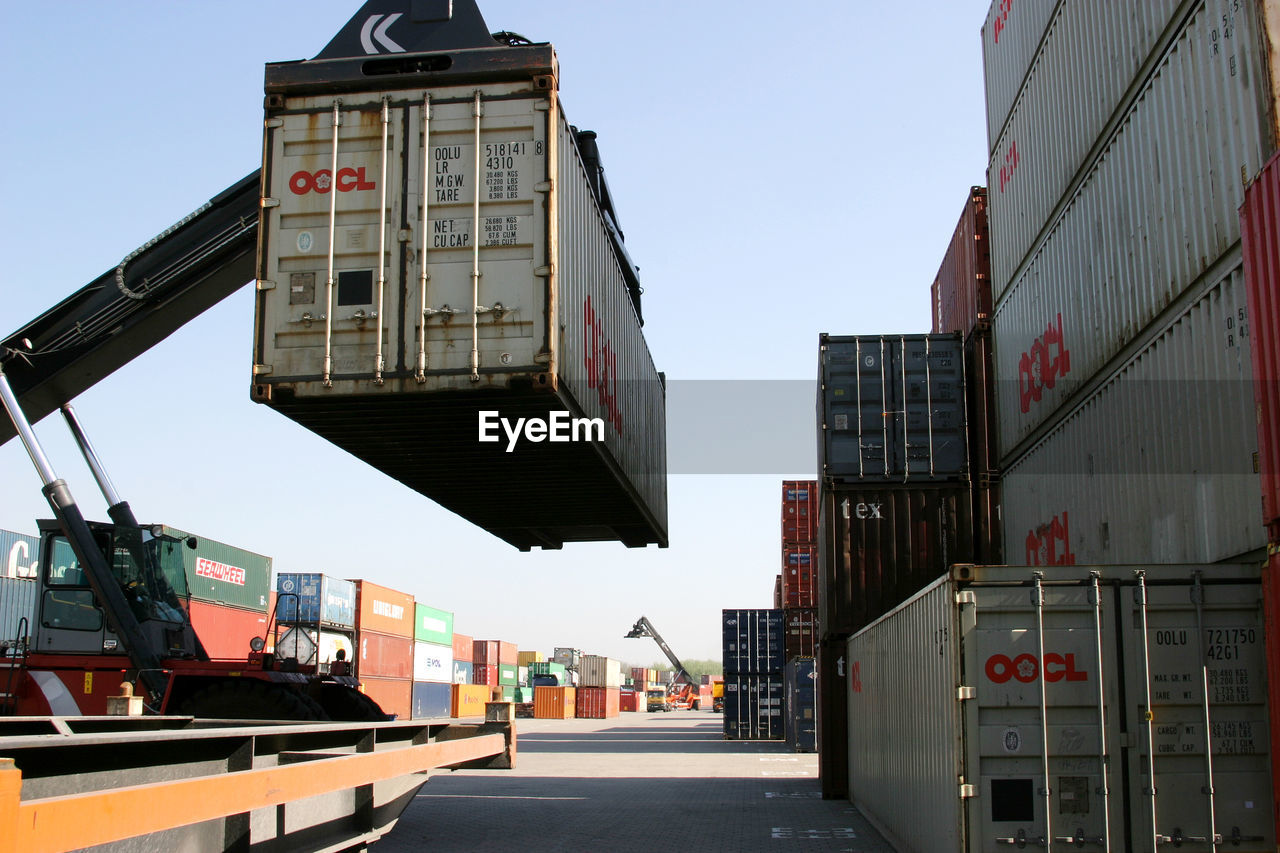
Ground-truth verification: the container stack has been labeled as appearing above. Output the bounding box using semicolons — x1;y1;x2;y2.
721;608;784;740
575;654;621;718
351;579;415;720
780;482;818;751
0;529;39;654
451;633;473;684
274;572;357;672
410;603;454;719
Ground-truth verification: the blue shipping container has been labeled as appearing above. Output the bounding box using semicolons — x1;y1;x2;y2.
722;609;784;674
0;576;38;650
784;657;817;753
0;529;39;579
275;573;356;628
452;660;474;685
412;681;452;719
722;674;784;740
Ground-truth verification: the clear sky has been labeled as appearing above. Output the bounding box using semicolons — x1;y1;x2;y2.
0;1;992;664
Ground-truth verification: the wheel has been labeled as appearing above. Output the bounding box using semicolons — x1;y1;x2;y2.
177;679;330;721
691;700;700;711
319;683;389;722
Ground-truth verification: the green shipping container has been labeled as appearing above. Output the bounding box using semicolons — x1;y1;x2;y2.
527;662;566;685
501;686;515;703
413;602;454;645
153;525;271;612
498;664;519;687
513;686;536;703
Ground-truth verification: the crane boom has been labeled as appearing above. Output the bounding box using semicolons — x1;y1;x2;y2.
624;616;695;686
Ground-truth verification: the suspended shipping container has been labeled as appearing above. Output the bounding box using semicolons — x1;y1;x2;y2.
722;675;783;741
781;480;818;544
533;685;575;719
0;528;39;579
784;657;817;754
818;334;968;484
575;686;619;719
275;573;356;628
722;609;784;675
452;683;489;718
252;43;667;551
411;681;452;719
413;640;453;683
413;603;453;646
1243;149;1280;536
818;484;974;639
1000;261;1263;566
772;574;782;609
846;563;1275;853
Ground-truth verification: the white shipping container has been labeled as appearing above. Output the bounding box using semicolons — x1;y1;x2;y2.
986;0;1184;279
981;0;1061;148
253;50;666;551
413;640;454;683
578;654;621;688
847;564;1275;852
990;0;1272;308
999;261;1262;566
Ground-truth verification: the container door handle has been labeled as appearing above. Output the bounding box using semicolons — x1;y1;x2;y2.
925;335;934;477
1190;572;1219;847
469;90;483;382
322;98;342;387
373;97;390;385
899;334;909;482
416;93;432;382
1089;573;1113;852
1032;572;1054;852
1135;571;1160;851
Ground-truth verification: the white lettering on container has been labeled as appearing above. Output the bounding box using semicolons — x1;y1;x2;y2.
372;599;404;621
195;557;246;587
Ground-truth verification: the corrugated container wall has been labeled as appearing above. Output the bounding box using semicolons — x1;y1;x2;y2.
188;601;267;660
413;604;453;646
781;480;818;544
818;485;974;639
496;641;518;666
574;686;620;719
359;676;410;721
930;187;991;340
275;573;356;628
781;549;816;609
992;0;1276;456
153;526;270;612
722;609;785;675
452;660;472;684
533;685;575;719
413;640;453;683
452;683;489;717
357;631;414;680
452;633;473;664
0;529;38;579
980;0;1060;148
472;640;499;666
1243;150;1280;535
252;47;667;552
0;577;37;649
847;564;1275;852
517;650;544;667
722;675;783;741
411;681;451;719
578;655;621;688
1000;260;1263;566
352;580;415;639
472;664;498;688
783;609;817;660
784;658;817;753
818;334;968;484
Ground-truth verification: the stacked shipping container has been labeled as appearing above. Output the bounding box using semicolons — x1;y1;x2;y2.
722;609;784;740
780;482;819;750
352;579;415;720
0;529;39;654
576;655;620;718
411;603;453;719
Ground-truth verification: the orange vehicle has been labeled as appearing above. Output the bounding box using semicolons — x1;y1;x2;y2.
624;616;709;711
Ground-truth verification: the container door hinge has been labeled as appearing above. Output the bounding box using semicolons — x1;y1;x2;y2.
534;265;552;277
957;686;975;701
256;279;276;292
534;101;551;111
252;364;273;376
264;118;284;129
534;181;553;193
955;590;977;607
533;351;551;365
397;228;412;242
261;197;280;209
959;783;976;799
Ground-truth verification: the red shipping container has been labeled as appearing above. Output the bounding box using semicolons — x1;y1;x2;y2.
930;186;991;341
356;630;414;680
782;553;817;609
574;686;619;719
452;632;473;663
188;600;268;660
781;480;818;544
496;640;518;665
350;579;415;639
784;608;817;659
1243;150;1280;537
472;640;500;665
772;574;782;609
360;676;410;720
619;690;639;712
472;663;498;687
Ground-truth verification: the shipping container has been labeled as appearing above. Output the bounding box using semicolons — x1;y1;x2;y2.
496;641;518;666
818;484;974;639
772;574;782;609
512;685;536;704
472;663;498;688
575;686;620;719
782;547;817;609
411;680;452;719
533;685;576;719
619;690;639;713
1243;150;1280;535
359;676;410;721
722;675;783;741
818;334;968;484
980;0;1060;148
553;647;581;669
0;529;39;580
149;526;270;612
722;609;784;675
846;564;1275;853
357;630;414;680
498;663;518;687
187;600;267;660
931;187;992;341
500;686;515;703
352;580;415;639
451;683;490;718
412;640;453;683
781;480;818;544
275;573;356;628
987;0;1186;292
472;639;499;666
517;650;545;667
274;625;354;670
452;632;473;664
413;603;453;646
992;2;1275;450
966;329;1003;565
529;661;568;684
1000;261;1263;566
0;576;37;650
452;659;473;685
818;636;849;800
783;609;817;660
578;655;621;688
252;46;668;552
784;658;817;753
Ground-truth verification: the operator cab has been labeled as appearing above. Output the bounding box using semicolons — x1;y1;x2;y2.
36;519;201;658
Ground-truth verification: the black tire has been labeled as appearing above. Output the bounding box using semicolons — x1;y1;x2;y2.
691;700;700;711
319;683;389;722
178;679;331;721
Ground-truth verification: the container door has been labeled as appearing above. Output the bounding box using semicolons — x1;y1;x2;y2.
964;573;1121;850
1120;571;1274;851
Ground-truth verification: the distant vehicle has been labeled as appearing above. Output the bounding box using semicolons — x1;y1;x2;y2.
625;616;705;711
646;685;670;712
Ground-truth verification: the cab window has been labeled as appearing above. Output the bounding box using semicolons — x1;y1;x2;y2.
41;589;103;632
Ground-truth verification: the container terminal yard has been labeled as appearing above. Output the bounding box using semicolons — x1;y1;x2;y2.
1;0;1279;850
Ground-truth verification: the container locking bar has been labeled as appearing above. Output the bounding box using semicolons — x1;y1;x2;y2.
323;98;342;387
925;336;934;477
469;89;483;382
1134;571;1161;851
854;338;864;479
879;337;889;479
1189;572;1220;847
416;93;432;382
899;335;908;482
1089;572;1113;852
374;97;390;385
1032;572;1053;853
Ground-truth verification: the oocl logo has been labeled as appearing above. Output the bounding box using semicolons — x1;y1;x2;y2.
289;166;376;195
1018;313;1071;413
985;652;1087;684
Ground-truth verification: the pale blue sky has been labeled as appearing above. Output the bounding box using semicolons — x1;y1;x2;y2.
0;1;992;662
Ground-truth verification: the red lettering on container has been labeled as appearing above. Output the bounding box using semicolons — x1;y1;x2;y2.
583;295;624;435
1018;313;1071;413
851;661;862;693
194;557;246;587
986;652;1087;684
998;139;1020;193
288;167;376;195
992;0;1014;44
1025;512;1075;566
